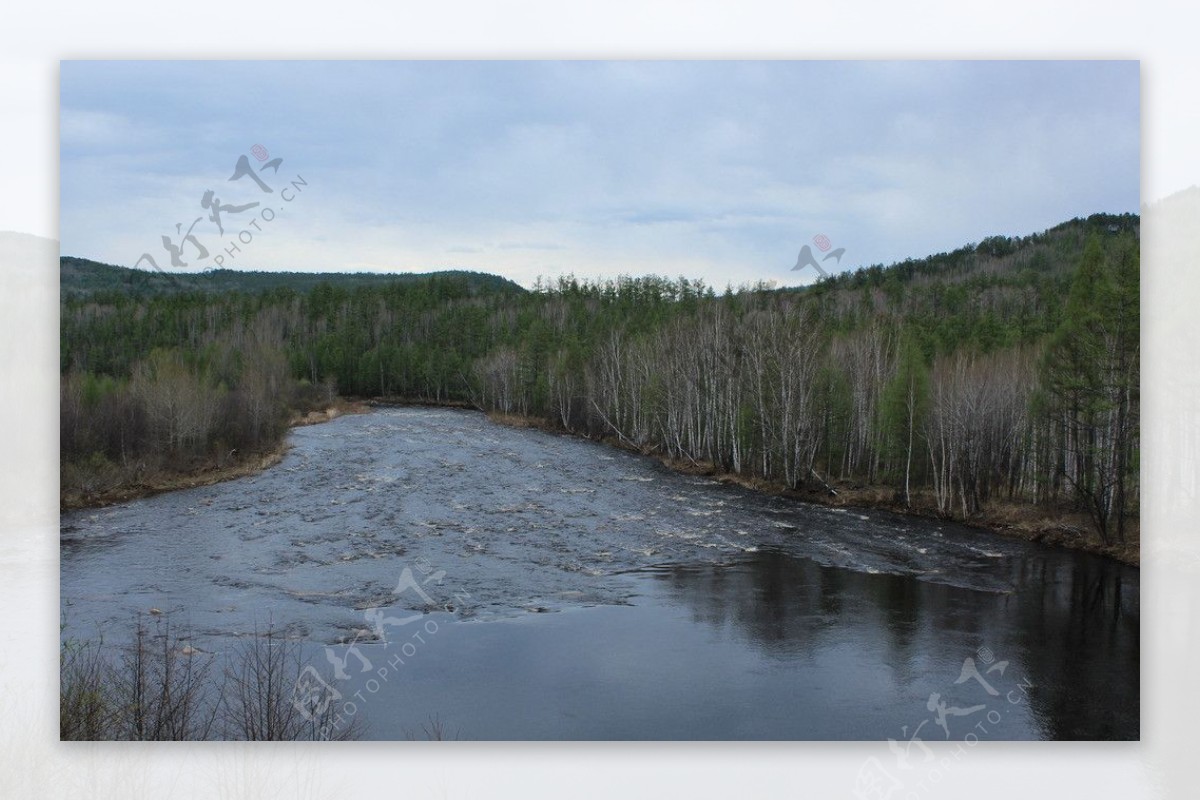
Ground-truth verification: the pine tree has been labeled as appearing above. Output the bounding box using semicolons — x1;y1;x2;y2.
1040;236;1139;543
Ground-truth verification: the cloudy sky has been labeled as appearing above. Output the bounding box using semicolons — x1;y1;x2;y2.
60;60;1139;289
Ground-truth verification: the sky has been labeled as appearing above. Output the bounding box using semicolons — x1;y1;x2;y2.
59;60;1140;289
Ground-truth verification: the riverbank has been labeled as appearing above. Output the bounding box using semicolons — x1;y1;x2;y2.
484;411;1140;567
706;466;1139;566
60;400;1138;566
60;400;372;511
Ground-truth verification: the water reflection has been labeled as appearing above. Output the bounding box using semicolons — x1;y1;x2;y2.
646;548;1138;740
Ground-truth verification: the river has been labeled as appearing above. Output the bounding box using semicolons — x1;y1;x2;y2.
60;407;1139;740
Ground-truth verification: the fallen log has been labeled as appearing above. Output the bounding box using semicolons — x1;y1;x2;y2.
810;467;839;497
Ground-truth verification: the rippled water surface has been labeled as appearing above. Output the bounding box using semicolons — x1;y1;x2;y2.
61;407;1139;740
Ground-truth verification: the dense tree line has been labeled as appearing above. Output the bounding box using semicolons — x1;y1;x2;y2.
61;214;1139;544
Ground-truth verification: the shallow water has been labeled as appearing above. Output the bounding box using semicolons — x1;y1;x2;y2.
60;407;1139;740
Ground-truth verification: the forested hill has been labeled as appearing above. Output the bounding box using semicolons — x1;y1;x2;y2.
61;212;1139;549
790;211;1138;350
810;211;1138;295
59;257;527;298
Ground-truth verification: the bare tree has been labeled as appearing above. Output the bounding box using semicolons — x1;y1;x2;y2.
218;624;361;741
130;349;222;459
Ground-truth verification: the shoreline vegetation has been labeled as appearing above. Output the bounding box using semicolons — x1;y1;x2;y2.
482;409;1140;567
60;399;372;511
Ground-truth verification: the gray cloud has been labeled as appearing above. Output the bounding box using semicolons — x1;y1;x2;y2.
60;61;1139;287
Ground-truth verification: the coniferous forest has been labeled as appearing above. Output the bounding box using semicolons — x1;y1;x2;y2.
60;212;1139;553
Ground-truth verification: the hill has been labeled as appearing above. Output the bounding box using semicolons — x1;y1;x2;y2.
59;257;527;298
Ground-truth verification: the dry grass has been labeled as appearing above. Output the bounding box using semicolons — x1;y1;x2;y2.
290;398;372;426
61;444;291;511
484;411;544;429
981;500;1140;564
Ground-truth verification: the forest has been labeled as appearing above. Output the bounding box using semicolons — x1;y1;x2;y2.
60;212;1140;549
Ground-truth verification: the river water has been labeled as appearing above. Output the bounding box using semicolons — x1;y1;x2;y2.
60;407;1139;740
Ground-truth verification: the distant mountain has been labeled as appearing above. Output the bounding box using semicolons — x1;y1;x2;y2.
59;257;528;298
